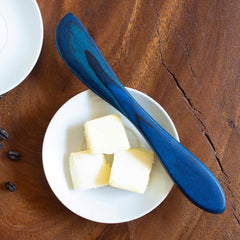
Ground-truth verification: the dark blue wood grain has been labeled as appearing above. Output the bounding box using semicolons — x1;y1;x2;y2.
55;13;226;213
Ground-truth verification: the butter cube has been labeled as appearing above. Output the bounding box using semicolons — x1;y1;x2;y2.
84;114;130;154
109;148;154;193
70;151;110;191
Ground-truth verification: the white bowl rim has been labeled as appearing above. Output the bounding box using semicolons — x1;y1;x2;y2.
0;0;43;95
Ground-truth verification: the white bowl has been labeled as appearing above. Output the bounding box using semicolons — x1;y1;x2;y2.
42;88;179;223
0;0;43;95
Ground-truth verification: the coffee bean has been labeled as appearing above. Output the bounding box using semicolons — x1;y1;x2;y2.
5;182;16;192
7;151;20;161
0;128;9;140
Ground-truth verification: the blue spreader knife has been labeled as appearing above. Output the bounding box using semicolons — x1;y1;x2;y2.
55;13;226;214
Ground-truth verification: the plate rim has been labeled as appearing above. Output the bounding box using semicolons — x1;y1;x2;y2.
42;88;180;223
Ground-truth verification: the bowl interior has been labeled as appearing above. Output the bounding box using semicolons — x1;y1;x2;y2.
42;88;179;223
0;0;43;95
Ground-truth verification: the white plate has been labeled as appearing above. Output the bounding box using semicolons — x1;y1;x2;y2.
42;88;179;223
0;0;43;95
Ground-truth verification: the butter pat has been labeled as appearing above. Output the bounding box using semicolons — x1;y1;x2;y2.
70;151;110;191
109;148;154;193
84;114;130;154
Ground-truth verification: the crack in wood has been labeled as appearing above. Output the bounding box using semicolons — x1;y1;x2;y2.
155;29;232;182
155;30;201;115
156;30;240;228
232;204;240;225
150;2;240;232
151;4;199;88
189;62;197;85
155;30;240;222
226;184;235;199
177;33;199;87
152;6;231;183
233;212;240;225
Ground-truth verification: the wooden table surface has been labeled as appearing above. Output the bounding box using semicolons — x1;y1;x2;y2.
0;0;239;239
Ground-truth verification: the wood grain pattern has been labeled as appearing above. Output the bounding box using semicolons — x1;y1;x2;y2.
0;0;239;239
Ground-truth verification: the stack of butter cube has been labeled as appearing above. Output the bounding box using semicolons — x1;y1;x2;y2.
69;114;154;194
